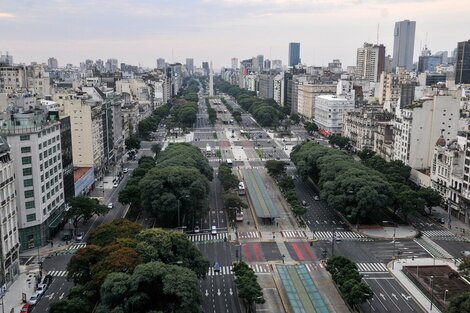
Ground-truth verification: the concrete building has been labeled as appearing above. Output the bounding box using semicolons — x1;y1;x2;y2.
342;107;393;152
272;60;282;70
167;63;183;96
256;55;264;71
392;20;416;71
0;65;26;94
156;58;166;70
314;94;355;134
297;83;336;120
231;58;238;70
185;58;194;75
355;43;385;82
393;93;460;170
0;110;65;250
47;57;58;69
273;73;285;106
0;137;20;287
59;115;74;202
377;69;415;111
105;59;119;73
455;39;470;84
202;62;209;76
374;121;394;161
289;42;301;67
209;62;214;97
264;59;271;70
258;72;276;99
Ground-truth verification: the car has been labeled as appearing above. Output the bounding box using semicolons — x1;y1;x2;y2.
213;262;221;273
276;157;281;160
107;203;114;209
61;234;72;241
20;304;32;313
335;235;342;242
301;200;307;206
267;140;271;143
211;225;217;235
41;274;53;287
36;284;47;296
123;168;128;173
194;226;200;233
28;292;40;305
461;250;470;257
314;196;320;201
113;182;119;188
76;232;84;241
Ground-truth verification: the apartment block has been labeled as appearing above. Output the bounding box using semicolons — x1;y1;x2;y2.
314;94;355;134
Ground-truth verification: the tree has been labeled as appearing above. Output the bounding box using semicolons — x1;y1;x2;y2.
218;163;239;191
397;190;425;220
67;245;104;285
223;192;247;210
125;134;141;151
342;279;374;307
357;149;376;161
151;143;162;156
88;219;143;247
232;262;265;312
447;291;470;313
304;121;319;134
291;204;307;217
289;113;300;124
278;175;295;192
265;160;286;178
418;187;442;215
459;258;470;277
67;196;109;228
50;298;92;313
328;134;351;150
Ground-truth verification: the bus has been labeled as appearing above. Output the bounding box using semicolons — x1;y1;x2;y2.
227;159;233;167
238;182;246;196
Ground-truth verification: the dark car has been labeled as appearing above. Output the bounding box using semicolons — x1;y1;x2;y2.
61;234;72;241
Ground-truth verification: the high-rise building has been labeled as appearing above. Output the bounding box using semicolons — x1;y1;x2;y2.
0;137;20;286
264;59;271;70
47;57;58;69
392;20;416;71
157;58;166;70
209;62;214;97
0;111;65;250
257;55;264;71
258;72;276;99
0;53;13;65
231;58;238;70
289;42;301;67
455;39;470;84
272;60;283;70
105;59;119;73
355;43;385;82
202;62;209;76
185;58;194;75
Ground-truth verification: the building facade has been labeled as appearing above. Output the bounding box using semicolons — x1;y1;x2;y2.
392;20;416;71
314;94;355;134
289;42;301;67
455;40;470;84
355;43;385;82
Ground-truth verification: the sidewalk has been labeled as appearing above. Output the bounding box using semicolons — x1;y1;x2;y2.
387;257;459;313
358;225;418;240
3;264;42;313
432;205;470;238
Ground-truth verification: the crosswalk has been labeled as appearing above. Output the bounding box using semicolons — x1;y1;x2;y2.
421;230;456;237
188;232;228;242
282;231;307;238
66;243;87;250
238;231;260;239
356;263;388;273
314;231;370;241
305;263;325;272
206;264;272;276
47;270;68;277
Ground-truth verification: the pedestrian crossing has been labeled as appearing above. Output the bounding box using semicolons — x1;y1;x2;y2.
47;270;68;277
421;230;456;237
305;263;325;272
188;232;228;242
206;263;272;276
282;230;307;239
314;231;370;241
238;231;261;239
66;243;87;250
357;263;388;273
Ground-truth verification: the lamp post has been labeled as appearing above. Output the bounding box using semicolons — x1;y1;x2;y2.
444;289;449;303
177;194;190;229
430;276;434;311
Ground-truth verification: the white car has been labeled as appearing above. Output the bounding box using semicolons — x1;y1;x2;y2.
113;182;119;188
76;232;84;241
36;284;47;297
107;203;114;209
314;196;320;201
28;292;40;305
123;168;128;173
211;225;217;235
194;226;200;233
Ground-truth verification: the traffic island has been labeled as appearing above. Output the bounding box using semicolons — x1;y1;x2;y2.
402;265;470;312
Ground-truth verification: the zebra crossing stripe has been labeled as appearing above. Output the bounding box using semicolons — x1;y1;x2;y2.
357;263;388;273
281;231;306;238
422;230;455;237
207;266;232;276
48;270;68;277
188;232;228;242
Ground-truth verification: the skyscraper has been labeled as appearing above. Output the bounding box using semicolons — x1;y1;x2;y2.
392;20;416;71
455;40;470;84
185;58;194;75
289;42;301;67
157;58;166;70
231;58;238;70
202;62;209;76
47;57;58;69
355;43;385;82
257;55;264;70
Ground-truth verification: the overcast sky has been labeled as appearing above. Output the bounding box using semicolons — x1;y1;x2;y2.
1;0;469;69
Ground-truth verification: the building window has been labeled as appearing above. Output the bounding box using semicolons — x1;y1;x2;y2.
20;135;30;141
26;214;36;222
21;147;31;153
25;201;35;209
23;167;32;176
22;156;32;165
23;179;33;187
24;190;34;198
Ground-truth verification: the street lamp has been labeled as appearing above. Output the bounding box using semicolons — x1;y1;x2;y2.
430;276;434;311
177;194;190;229
444;289;449;303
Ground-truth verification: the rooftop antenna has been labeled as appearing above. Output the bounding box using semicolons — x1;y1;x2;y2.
269;46;272;60
376;23;380;44
425;32;428;49
172;48;174;63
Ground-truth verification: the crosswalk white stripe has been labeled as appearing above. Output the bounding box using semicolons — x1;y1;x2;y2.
357;263;388;272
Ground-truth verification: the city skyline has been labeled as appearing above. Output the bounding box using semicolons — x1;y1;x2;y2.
1;0;469;69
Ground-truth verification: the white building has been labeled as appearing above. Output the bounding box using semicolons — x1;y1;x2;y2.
0;111;65;250
314;94;355;134
0;137;20;287
273;73;285;106
393;93;460;170
355;43;385;83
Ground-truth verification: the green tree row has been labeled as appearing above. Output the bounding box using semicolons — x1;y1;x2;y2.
51;219;209;313
326;256;373;308
232;262;265;313
137;103;172;140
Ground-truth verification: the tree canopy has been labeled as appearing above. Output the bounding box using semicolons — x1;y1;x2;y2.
67;196;109;228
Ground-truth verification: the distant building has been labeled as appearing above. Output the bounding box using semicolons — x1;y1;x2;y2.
0;137;20;287
257;55;264;71
0;64;26;94
105;59;119;73
272;60;282;70
47;57;58;69
258;72;276;99
297;83;336;120
231;58;238;70
455;40;470;84
185;58;194;75
355;43;385;82
202;62;209;76
0;53;13;65
392;20;416;71
289;42;301;67
156;58;166;70
314;94;355;134
59;115;74;202
264;59;271;70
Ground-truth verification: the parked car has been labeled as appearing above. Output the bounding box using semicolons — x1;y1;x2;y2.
28;292;41;305
20;304;32;313
211;225;217;235
123;168;128;173
76;232;84;241
108;203;114;209
461;250;470;257
194;226;200;233
213;262;221;273
41;274;53;287
113;182;119;188
36;284;47;297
